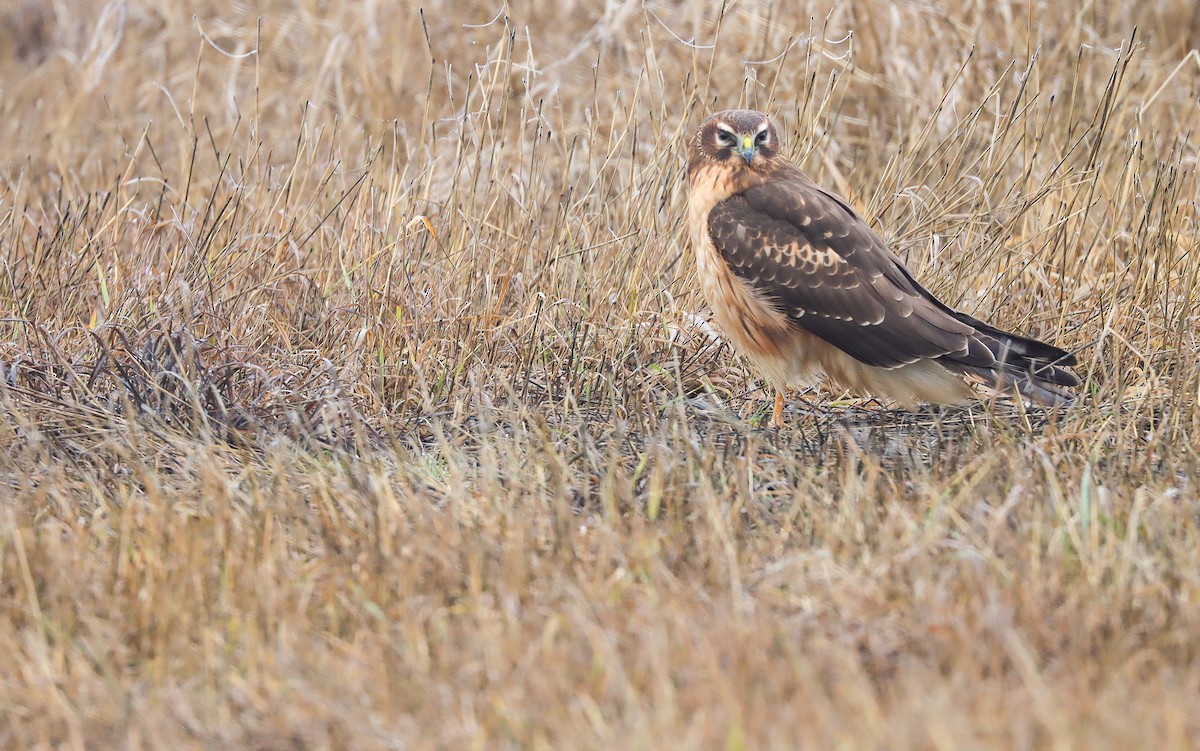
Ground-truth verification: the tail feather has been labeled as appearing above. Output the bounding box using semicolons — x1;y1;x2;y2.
964;330;1080;406
980;359;1079;406
940;318;1080;407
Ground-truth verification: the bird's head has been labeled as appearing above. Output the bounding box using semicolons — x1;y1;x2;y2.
692;109;779;171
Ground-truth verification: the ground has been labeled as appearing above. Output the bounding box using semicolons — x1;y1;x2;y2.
1;1;1199;749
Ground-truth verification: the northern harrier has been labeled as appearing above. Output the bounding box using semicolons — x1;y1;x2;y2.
686;109;1079;427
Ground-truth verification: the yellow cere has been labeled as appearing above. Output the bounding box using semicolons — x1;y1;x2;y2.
742;136;753;150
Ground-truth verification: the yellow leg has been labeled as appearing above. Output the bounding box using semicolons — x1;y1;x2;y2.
772;390;785;428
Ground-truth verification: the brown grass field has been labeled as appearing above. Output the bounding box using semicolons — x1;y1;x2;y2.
2;1;1199;748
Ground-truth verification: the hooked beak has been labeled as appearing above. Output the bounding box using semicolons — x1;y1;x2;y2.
738;135;756;165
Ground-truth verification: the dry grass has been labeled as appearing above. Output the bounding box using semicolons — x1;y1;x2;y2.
2;1;1200;748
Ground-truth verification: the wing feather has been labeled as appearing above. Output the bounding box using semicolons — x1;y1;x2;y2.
707;175;995;370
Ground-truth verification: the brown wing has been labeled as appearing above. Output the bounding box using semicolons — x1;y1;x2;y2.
707;174;996;370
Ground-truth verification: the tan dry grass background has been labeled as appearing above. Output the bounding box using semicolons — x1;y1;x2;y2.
1;0;1200;748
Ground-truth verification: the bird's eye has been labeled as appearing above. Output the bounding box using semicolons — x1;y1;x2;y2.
716;130;737;147
755;129;769;145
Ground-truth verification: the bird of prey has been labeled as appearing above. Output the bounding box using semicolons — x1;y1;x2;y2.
686;108;1079;427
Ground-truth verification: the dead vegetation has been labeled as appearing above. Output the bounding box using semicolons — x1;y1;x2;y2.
1;1;1199;748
